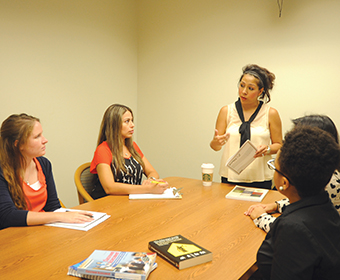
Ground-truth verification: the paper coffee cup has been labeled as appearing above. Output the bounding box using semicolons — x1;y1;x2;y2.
201;163;214;186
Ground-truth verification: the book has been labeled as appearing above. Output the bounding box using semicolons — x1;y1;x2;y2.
68;259;158;280
225;185;269;202
148;234;212;270
129;187;182;200
226;140;257;175
71;250;157;280
45;208;110;231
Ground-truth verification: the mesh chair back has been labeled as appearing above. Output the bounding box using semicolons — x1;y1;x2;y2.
80;166;96;201
74;163;95;204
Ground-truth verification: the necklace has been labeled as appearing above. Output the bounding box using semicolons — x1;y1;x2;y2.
123;147;129;157
25;170;30;186
24;161;34;186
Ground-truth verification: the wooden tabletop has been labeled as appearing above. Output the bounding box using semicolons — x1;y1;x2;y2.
0;177;284;280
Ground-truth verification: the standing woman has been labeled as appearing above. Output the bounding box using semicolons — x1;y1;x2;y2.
210;64;282;189
0;114;93;230
90;104;168;199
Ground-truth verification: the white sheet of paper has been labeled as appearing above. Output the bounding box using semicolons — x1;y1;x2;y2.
226;140;257;175
129;187;182;200
45;208;110;231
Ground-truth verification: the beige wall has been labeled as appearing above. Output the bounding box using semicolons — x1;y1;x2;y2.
137;0;340;183
1;0;340;207
0;0;138;207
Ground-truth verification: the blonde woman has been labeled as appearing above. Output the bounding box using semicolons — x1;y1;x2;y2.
0;114;92;230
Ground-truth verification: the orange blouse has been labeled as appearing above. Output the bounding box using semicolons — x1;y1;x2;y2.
22;158;47;212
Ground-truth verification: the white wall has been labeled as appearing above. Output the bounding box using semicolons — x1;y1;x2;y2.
0;0;138;207
137;0;340;183
1;0;340;207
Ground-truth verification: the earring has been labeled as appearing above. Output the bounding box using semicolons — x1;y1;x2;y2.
279;186;284;191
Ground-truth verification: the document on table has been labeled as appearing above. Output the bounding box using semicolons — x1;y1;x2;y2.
225;185;269;202
45;208;110;231
226;140;257;175
129;187;182;200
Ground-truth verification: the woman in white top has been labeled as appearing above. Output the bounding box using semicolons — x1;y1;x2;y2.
210;64;282;189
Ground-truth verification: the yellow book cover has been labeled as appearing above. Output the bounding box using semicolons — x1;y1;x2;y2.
148;235;212;270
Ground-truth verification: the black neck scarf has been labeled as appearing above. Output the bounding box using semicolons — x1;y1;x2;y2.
235;98;263;147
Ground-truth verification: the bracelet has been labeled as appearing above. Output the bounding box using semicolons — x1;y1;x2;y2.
148;176;156;181
266;145;271;155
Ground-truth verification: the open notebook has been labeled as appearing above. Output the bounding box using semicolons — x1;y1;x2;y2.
129;187;182;200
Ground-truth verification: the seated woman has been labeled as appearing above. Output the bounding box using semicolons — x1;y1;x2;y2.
90;104;168;199
245;115;340;232
0;114;93;230
251;126;340;279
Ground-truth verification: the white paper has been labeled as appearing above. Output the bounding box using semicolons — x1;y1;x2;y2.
129;187;182;200
226;140;257;175
45;208;110;231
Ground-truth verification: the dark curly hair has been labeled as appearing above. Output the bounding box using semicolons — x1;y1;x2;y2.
292;114;339;144
239;64;276;102
279;126;340;198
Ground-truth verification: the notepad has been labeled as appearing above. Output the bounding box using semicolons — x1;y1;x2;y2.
45;208;110;231
129;187;182;200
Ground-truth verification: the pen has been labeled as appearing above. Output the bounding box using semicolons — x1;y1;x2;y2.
150;180;167;185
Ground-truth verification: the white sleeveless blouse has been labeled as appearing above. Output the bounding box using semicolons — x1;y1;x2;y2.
219;102;273;183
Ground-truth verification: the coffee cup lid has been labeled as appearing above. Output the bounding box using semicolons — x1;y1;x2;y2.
201;163;214;168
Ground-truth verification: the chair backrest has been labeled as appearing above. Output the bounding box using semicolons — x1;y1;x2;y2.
74;162;95;204
59;199;66;208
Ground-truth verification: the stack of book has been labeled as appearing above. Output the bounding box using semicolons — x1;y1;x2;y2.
68;250;157;280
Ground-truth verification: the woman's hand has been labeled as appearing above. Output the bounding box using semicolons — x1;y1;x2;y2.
247;206;267;220
244;202;277;216
254;145;269;158
26;210;94;226
58;211;94;224
142;178;169;194
211;129;230;150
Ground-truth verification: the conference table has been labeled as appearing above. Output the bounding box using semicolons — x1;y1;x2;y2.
0;177;284;280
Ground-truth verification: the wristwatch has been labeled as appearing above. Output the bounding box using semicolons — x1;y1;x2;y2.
266;145;271;155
